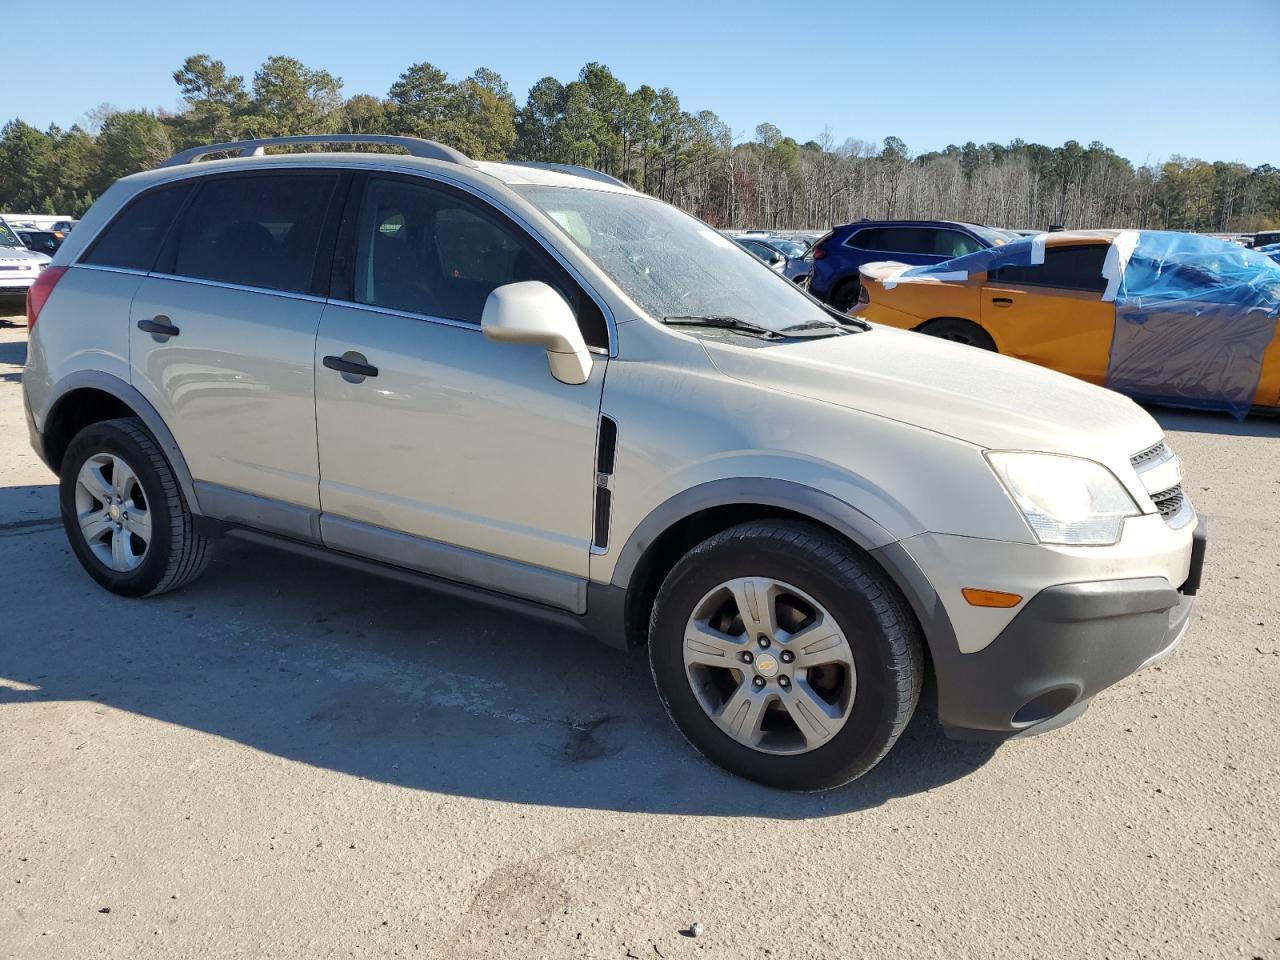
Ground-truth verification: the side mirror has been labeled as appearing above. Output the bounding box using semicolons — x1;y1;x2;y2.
481;280;592;385
769;251;785;266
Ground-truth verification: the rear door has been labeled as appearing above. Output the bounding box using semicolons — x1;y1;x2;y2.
980;242;1115;384
128;170;344;524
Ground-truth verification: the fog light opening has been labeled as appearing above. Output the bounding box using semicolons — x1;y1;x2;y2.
1012;687;1079;726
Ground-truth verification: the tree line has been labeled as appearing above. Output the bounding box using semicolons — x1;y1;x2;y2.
2;54;1277;233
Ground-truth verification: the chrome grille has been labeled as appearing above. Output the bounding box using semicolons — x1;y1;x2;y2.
1129;441;1168;468
1149;484;1186;521
1130;440;1193;529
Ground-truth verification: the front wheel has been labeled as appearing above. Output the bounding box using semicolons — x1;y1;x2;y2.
648;520;923;790
59;417;212;597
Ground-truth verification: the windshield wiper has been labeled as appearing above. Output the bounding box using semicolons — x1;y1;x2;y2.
662;315;783;339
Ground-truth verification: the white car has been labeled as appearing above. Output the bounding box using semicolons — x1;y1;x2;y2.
22;135;1204;790
0;219;51;295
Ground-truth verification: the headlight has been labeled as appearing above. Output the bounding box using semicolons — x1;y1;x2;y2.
986;451;1139;546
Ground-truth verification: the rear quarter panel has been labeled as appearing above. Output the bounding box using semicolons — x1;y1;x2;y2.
25;266;141;428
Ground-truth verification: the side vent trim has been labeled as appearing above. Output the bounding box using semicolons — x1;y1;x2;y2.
593;416;618;550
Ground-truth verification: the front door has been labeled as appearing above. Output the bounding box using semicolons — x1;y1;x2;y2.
980;241;1116;384
313;175;608;610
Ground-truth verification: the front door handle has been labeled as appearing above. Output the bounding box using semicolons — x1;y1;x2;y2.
323;353;379;379
991;297;1013;306
137;315;180;337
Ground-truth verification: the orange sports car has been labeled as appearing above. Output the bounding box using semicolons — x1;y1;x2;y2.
854;229;1280;416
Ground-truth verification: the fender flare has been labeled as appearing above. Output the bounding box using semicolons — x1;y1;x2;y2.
43;371;203;514
609;477;897;590
602;477;959;664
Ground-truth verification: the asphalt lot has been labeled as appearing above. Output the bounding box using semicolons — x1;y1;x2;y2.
1;304;1278;959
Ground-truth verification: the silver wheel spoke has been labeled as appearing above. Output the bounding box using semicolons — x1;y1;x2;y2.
684;620;747;667
727;577;782;640
111;456;138;500
779;681;846;749
76;460;114;505
713;683;770;745
123;508;151;543
789;618;854;669
79;509;114;543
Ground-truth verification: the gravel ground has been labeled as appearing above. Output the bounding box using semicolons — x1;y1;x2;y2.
1;309;1278;960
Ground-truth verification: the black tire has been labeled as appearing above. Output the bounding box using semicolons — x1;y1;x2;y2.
649;520;923;791
829;279;862;313
918;317;997;351
59;417;212;597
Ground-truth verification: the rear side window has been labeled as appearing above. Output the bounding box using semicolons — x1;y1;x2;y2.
990;244;1110;293
848;227;933;255
82;183;192;271
351;176;608;347
166;173;338;294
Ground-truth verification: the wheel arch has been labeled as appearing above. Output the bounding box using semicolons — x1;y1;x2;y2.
40;372;202;514
914;316;999;350
604;479;950;654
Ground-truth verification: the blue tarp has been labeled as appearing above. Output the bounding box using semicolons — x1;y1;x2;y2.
872;230;1280;418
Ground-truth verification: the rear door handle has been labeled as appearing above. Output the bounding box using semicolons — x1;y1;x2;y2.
322;354;379;379
137;316;180;337
991;297;1013;306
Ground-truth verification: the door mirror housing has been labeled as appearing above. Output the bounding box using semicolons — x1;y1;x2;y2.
768;251;785;266
481;281;592;385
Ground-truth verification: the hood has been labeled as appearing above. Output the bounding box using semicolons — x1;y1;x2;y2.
700;324;1163;462
0;244;50;265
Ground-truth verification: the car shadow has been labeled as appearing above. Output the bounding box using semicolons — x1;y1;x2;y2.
0;533;998;818
0;334;25;383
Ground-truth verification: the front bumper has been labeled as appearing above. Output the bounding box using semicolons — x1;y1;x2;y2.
933;576;1193;739
928;519;1205;739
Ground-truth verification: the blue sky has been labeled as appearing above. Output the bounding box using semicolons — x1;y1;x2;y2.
4;0;1277;166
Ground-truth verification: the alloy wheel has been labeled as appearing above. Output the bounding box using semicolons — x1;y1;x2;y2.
74;453;151;571
682;576;856;755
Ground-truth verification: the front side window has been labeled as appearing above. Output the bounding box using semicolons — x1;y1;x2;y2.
352;177;607;346
933;230;983;258
166;173;338;294
83;183;192;271
990;244;1109;293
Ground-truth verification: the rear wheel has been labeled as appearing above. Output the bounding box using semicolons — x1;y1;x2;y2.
918;317;996;351
648;520;924;790
60;418;212;597
830;279;862;313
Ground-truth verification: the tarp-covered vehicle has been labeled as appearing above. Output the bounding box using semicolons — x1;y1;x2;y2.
855;230;1280;418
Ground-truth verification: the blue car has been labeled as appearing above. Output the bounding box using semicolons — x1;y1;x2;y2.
1255;241;1280;264
808;219;1015;311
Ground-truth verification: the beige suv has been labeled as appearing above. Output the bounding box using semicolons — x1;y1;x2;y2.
23;136;1205;790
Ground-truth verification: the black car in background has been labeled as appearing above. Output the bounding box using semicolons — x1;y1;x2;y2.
16;230;63;256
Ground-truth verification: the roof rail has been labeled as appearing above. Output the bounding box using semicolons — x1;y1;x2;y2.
160;135;476;168
508;161;632;190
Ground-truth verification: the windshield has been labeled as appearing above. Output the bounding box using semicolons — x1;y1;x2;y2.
517;185;841;335
969;224;1016;247
766;239;807;258
0;223;22;248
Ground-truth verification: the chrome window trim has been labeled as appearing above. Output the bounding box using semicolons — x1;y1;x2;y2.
147;271;329;304
72;264;150;278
